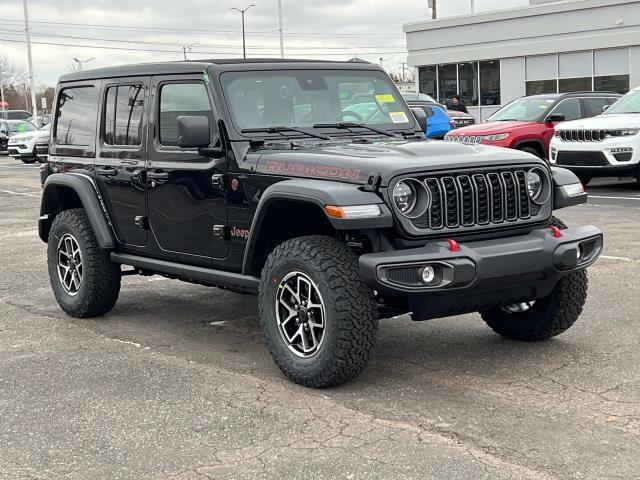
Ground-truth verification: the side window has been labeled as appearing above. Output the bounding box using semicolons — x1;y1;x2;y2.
55;86;99;149
582;98;609;118
550;98;581;121
158;82;216;147
104;85;145;146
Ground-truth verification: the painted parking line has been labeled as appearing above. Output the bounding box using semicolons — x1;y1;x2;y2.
601;255;637;262
0;189;40;198
589;195;640;201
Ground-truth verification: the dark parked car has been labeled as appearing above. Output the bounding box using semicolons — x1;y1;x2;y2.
402;92;476;129
39;59;602;387
0;109;32;121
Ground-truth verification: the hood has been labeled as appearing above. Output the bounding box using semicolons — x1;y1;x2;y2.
251;138;542;186
447;121;537;136
557;114;640;130
9;129;49;141
446;109;474;120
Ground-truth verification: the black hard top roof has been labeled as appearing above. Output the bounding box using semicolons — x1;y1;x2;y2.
58;58;374;83
526;91;621;100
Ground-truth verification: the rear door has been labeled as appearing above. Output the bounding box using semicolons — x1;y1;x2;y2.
146;75;227;265
94;78;149;247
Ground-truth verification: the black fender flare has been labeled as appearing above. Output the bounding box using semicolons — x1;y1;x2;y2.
551;166;587;210
242;179;392;274
39;173;116;249
513;139;547;158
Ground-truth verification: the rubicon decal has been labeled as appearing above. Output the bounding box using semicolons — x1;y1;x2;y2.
264;161;361;181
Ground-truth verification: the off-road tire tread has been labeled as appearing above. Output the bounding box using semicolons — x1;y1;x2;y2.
48;208;121;318
481;216;588;341
259;235;378;388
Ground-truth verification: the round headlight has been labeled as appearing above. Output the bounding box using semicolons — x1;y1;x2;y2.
393;180;416;214
526;170;543;201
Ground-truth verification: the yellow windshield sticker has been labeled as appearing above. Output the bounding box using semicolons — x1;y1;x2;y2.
389;111;409;124
375;94;395;103
539;104;550;109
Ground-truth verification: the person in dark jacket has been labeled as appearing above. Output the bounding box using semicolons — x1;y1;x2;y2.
449;95;469;114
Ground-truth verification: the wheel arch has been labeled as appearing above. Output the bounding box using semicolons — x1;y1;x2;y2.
514;139;546;159
39;173;116;249
242;179;392;276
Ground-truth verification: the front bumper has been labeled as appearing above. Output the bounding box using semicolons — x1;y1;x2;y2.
359;225;603;320
7;140;36;158
549;137;639;175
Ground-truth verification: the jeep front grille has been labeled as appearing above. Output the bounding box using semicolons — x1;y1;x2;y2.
558;129;607;142
411;169;543;231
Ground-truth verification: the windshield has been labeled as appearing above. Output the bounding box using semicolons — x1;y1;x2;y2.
488;96;558;122
605;90;640;114
221;69;414;133
8;121;36;133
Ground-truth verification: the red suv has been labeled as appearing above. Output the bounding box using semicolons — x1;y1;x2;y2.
444;92;621;159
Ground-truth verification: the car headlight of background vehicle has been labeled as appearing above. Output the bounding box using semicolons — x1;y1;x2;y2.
617;129;640;136
482;133;510;142
526;168;550;205
392;179;431;219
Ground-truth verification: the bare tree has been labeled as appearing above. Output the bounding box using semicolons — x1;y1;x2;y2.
0;56;28;88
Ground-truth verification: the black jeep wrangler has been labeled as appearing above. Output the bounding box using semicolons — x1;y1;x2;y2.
39;59;603;387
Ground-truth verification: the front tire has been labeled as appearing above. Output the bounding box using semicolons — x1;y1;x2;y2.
481;216;588;341
259;235;378;388
47;208;121;318
21;157;37;164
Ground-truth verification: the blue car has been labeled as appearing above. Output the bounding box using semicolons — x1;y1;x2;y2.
424;105;454;139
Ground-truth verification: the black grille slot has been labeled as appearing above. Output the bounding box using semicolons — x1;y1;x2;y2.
472;174;490;224
557;151;609;166
425;178;443;229
442;177;459;228
487;173;504;222
413;168;541;232
515;171;530;218
457;175;475;226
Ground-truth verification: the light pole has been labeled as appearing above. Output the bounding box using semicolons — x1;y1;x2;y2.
277;0;284;58
23;0;38;125
232;5;255;59
73;57;95;72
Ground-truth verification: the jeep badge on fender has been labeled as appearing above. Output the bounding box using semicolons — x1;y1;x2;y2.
39;58;603;388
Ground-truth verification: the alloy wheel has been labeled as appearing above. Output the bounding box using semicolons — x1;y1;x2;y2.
57;233;83;296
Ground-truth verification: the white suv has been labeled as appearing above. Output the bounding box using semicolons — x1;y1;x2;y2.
550;86;640;186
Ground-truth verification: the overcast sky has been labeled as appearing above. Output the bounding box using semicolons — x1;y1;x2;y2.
0;0;529;86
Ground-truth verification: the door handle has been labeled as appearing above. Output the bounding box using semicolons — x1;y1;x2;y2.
147;171;169;180
96;167;117;177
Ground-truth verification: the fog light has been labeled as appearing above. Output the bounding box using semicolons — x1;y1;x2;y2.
421;265;436;284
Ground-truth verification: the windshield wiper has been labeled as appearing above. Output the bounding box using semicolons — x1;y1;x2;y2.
312;122;396;137
241;126;329;140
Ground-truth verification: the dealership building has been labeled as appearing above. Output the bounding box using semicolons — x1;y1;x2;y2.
403;0;640;120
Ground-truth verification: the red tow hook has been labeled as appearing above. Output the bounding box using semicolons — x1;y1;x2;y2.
447;239;460;252
549;226;563;238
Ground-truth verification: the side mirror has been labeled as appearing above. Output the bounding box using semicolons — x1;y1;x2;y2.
602;104;610;113
411;107;428;133
545;113;566;123
177;115;211;148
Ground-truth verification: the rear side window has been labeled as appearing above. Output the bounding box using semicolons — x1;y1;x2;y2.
582;98;613;118
158;82;215;147
55;86;99;148
104;85;145;146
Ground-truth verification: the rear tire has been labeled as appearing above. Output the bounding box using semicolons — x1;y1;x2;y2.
21;157;37;164
481;216;588;341
258;235;378;388
47;208;121;318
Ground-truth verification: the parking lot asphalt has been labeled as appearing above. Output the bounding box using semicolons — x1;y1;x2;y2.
1;155;639;480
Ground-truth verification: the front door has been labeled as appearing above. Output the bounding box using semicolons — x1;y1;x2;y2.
146;75;227;265
94;78;149;247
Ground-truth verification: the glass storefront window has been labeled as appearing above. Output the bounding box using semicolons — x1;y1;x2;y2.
458;62;479;107
437;64;457;105
418;66;437;99
480;61;500;106
526;80;558;95
594;75;630;95
558;77;592;93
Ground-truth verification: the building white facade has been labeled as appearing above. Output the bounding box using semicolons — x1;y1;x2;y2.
404;0;640;120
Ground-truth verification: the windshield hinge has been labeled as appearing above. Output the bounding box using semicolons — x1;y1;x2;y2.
362;172;382;192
